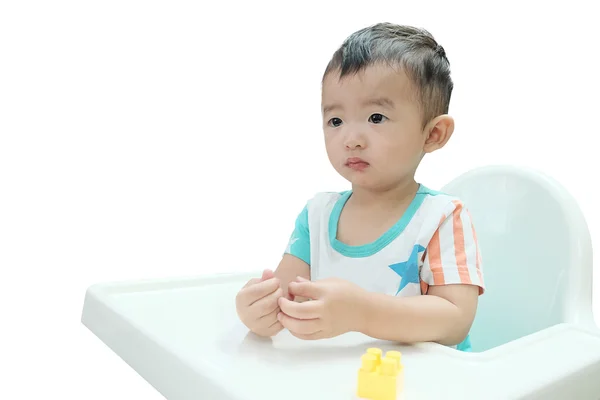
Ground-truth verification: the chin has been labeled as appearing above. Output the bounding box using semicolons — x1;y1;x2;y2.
353;175;399;191
346;175;380;189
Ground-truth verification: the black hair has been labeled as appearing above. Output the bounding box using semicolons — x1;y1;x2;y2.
323;22;453;127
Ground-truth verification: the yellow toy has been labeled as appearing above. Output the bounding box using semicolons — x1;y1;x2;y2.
357;348;403;400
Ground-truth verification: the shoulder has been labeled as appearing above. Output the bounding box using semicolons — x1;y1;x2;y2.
304;190;349;213
310;190;349;202
415;184;474;230
292;190;348;226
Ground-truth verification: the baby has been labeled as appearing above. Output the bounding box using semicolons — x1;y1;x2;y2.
235;22;485;351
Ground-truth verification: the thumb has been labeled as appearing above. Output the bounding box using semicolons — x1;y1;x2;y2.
261;269;275;281
288;279;320;299
286;275;308;300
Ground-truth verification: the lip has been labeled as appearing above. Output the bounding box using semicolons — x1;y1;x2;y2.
345;157;369;165
345;157;370;171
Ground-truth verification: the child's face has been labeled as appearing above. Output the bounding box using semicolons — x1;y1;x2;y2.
321;64;428;191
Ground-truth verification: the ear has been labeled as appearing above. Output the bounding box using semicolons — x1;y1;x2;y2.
423;115;454;153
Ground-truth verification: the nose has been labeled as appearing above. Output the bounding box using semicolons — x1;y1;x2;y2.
343;125;367;149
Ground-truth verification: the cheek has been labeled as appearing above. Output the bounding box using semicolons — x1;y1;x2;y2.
382;135;423;166
324;135;341;161
324;132;342;148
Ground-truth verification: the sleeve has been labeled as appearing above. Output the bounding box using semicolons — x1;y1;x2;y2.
421;200;485;295
283;204;311;265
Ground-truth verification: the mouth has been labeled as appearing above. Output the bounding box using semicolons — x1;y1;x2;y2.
345;157;370;171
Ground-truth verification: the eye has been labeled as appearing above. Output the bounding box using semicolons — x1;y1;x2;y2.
368;113;388;124
328;117;343;127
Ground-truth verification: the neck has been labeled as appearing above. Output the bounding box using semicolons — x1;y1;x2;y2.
350;178;419;210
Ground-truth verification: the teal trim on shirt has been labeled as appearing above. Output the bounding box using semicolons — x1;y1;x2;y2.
328;184;434;258
456;334;472;352
417;185;446;196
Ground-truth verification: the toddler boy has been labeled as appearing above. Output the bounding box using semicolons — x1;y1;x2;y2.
235;22;485;351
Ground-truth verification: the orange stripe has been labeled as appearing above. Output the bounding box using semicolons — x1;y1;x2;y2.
428;215;446;285
452;200;472;285
468;210;484;292
420;252;429;294
420;280;429;294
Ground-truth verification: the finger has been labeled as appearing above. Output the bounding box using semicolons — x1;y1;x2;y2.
239;278;280;306
278;297;321;319
256;312;283;336
266;320;284;336
285;275;309;301
242;277;261;289
288;281;321;300
248;288;283;319
252;318;283;337
277;311;322;336
261;269;275;281
289;331;325;340
258;305;281;323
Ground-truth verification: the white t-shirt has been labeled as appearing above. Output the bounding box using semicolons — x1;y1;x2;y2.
283;184;485;351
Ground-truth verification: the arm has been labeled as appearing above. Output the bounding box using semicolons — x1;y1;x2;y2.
278;200;484;344
235;199;312;337
277;202;311;301
358;284;479;345
274;254;310;301
360;200;485;345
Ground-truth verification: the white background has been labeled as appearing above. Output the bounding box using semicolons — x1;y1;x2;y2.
1;0;598;398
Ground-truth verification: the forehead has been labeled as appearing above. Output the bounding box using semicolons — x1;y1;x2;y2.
321;64;416;109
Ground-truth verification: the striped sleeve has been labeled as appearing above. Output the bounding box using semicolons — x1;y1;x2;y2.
421;200;485;295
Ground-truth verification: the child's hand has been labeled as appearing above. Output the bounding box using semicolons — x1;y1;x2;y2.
276;276;367;340
235;269;284;337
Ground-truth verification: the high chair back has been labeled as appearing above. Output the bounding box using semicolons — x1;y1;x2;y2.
441;165;594;352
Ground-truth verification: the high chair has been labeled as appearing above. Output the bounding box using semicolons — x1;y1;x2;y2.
82;165;600;399
442;164;596;351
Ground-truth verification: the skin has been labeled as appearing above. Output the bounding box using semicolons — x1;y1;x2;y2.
235;63;479;345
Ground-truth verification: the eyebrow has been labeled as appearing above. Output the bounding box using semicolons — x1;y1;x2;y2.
322;97;396;115
364;97;395;109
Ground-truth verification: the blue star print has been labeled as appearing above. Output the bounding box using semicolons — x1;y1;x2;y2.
389;244;426;295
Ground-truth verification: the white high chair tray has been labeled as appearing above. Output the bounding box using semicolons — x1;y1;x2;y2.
82;272;600;400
